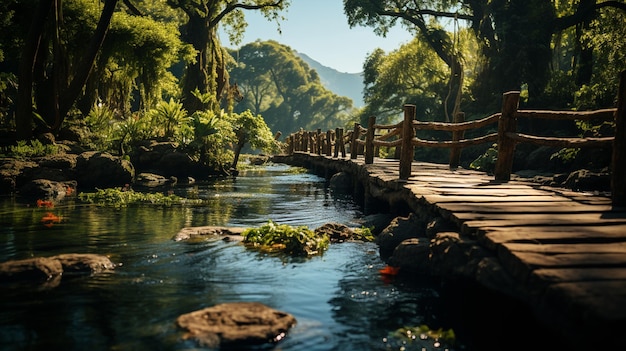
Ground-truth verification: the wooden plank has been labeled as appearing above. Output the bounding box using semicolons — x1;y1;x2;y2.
438;201;616;213
477;224;626;250
502;242;626;254
455;211;626;223
531;267;626;284
498;250;626;282
462;213;626;232
424;194;564;203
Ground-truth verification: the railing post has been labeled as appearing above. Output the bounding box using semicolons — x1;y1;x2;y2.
399;104;416;180
612;70;626;206
494;91;520;181
449;112;465;169
287;134;293;154
350;123;360;159
325;130;332;156
338;128;346;158
333;128;340;157
302;131;309;152
365;116;376;164
315;129;322;155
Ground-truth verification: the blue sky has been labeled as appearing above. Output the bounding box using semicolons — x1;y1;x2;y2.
219;0;414;74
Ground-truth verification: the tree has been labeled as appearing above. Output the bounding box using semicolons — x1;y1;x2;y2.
80;8;193;115
166;0;288;115
360;40;449;125
344;0;626;110
228;109;276;170
344;0;467;118
228;40;354;136
13;0;119;140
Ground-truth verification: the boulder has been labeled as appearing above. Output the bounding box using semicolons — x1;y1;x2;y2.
19;179;76;199
329;172;352;192
135;172;177;188
376;213;426;260
0;254;115;288
172;226;245;242
388;238;431;274
51;253;116;274
177;302;296;348
314;222;355;242
76;151;134;189
0;257;63;282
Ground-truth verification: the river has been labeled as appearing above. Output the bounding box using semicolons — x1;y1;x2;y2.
0;163;479;350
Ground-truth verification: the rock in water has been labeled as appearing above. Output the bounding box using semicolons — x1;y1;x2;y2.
176;301;296;348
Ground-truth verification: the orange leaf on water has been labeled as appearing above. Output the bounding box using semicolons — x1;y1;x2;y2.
41;212;61;227
379;265;400;276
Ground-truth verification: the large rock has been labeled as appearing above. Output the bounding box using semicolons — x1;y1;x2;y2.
0;253;116;289
376;213;426;260
19;179;76;199
172;226;245;242
177;302;296;348
76;151;134;189
387;238;431;274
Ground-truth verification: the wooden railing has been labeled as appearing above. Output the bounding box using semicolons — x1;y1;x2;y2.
285;71;626;206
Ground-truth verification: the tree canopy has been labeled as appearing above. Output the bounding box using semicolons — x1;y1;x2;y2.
344;0;626;112
228;40;355;136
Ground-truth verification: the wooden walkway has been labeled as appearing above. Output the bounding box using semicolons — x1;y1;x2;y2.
275;152;626;350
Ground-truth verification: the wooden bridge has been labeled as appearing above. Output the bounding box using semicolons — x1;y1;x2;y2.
273;151;626;350
275;72;626;350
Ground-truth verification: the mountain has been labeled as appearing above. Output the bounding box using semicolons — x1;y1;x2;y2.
297;52;365;108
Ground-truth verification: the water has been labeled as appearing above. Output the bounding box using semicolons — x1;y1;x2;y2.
0;163;461;351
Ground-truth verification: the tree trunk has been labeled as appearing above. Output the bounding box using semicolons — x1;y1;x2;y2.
181;15;213;114
17;0;118;139
16;0;54;140
58;0;118;126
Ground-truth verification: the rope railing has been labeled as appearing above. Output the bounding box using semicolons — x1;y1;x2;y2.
284;71;626;205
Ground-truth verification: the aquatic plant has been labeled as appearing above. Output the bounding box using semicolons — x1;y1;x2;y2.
78;188;202;208
241;220;330;257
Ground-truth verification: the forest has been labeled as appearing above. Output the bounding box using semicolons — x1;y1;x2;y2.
0;0;625;175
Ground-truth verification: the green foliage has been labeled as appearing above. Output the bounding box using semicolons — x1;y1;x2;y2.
2;140;60;159
98;9;192;112
112;112;152;154
84;101;117;150
229;40;354;136
231;109;279;153
359;35;463;125
148;98;190;140
469;144;498;173
242;220;330;257
78;188;202;208
550;148;579;164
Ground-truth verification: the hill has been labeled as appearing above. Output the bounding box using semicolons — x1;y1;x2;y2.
297;52;365;108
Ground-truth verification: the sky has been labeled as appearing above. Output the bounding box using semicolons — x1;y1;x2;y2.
219;0;415;74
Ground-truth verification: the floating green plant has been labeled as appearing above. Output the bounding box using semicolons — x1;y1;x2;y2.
242;220;330;257
353;226;375;242
78;188;202;207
